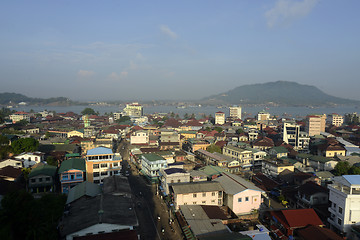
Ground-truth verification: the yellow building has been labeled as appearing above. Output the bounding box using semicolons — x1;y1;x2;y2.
67;130;84;138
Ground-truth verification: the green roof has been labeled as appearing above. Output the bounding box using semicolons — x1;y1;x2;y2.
29;164;57;178
180;131;197;134
310;155;334;163
59;158;86;173
142;153;166;161
271;146;289;154
296;153;313;159
157;151;173;156
65;153;81;158
198;165;225;177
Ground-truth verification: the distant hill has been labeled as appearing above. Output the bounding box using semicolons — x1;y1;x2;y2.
202;81;360;106
0;92;73;106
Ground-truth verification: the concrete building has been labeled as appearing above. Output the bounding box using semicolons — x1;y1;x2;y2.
159;165;190;195
140;153;168;182
306;114;326;136
123;102;143;117
328;175;360;234
330;114;344;127
9;111;31;123
229;106;242;119
14;152;45;168
130;130;149;145
215;111;225;125
85;147;122;184
171;181;224;209
257;111;270;121
282;121;310;151
215;172;264;215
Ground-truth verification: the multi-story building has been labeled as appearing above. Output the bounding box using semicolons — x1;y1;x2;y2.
229;106;242;120
159;165;190;195
85;147;122;184
171;181;224;209
223;145;253;165
306;114;326;136
262;159;294;177
14;152;45;168
9;111;31;123
282;121;310;151
28;164;57;193
215;111;225;125
141;153;168;182
328;175;360;234
257;111;270;121
123;102;143;117
113;112;122;121
58;158;86;194
130;130;149;145
330;114;344;127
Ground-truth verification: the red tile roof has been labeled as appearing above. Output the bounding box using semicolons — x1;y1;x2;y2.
271;209;323;229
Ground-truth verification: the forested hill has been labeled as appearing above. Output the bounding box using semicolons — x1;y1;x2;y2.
0;92;72;105
202;81;360;106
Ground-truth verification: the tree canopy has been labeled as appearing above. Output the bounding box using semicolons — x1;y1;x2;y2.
81;107;97;115
11;137;39;154
206;144;222;154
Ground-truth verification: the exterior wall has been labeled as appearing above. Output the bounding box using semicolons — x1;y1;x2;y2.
262;162;294;177
231;189;262;215
223;146;253;165
328;180;360;234
175;190;223;209
141;157;167;181
15;153;43;168
86;153;122;184
306;115;326;136
66;223;134;240
130;131;149;145
0;159;23;168
215;112;225;125
229;106;242;119
60;169;84;193
29;174;54;192
9;113;30;123
331;115;344;127
67;131;84;138
325;150;346;158
161;172;190;195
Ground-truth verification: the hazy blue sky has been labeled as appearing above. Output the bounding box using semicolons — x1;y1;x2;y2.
1;0;359;101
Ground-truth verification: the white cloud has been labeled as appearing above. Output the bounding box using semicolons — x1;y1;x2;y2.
265;0;319;28
160;25;178;39
108;71;128;81
77;70;95;78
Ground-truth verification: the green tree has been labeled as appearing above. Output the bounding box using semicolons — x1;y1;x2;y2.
0;135;9;145
349;166;360;175
334;161;351;176
0;145;12;159
236;128;244;134
170;112;175;118
81;107;97;115
11;138;39;154
206;144;222;154
46;156;58;166
184;113;189;119
190;113;196;119
115;116;131;123
214;126;223;133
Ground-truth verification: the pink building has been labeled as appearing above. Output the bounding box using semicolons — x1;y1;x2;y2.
215;172;264;215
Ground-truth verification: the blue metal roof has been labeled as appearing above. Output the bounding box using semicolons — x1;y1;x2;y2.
86;147;113;156
344;175;360;185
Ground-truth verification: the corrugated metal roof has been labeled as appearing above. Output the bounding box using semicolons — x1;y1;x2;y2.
172;181;224;194
86;146;113;156
214;172;264;195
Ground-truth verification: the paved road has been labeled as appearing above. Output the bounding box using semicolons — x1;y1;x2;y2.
118;139;183;240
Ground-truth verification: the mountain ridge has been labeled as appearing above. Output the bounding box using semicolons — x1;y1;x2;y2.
202;81;360;106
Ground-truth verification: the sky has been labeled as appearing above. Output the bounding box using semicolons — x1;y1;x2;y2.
1;0;360;101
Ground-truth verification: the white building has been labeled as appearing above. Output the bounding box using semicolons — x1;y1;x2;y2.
328;175;360;234
159;165;190;195
141;153;168;182
282;121;310;151
330;114;344;127
257;111;270;121
14;152;45;168
215;111;225;125
9;111;31;123
130;130;149;145
123;102;143;117
229;106;242;119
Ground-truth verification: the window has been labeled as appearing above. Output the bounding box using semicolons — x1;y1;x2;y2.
218;191;222;197
333;203;336;208
94;180;100;184
101;171;107;176
113;162;118;167
339;207;343;214
76;173;82;178
202;193;206;197
93;164;99;169
38;178;43;182
46;177;50;182
31;179;36;183
171;180;174;183
245;197;249;201
202;201;206;204
338;218;342;225
193;193;197;198
101;163;107;168
113;170;119;174
70;174;75;180
211;200;215;203
238;198;242;202
62;175;68;180
93;172;99;177
193;202;197;204
212;192;216;196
